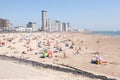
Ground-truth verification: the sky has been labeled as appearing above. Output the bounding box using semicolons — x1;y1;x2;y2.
0;0;120;31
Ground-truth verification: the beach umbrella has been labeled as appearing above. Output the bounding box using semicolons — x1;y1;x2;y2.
96;56;103;61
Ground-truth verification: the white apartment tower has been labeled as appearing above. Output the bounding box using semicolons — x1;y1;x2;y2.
54;21;62;32
67;22;71;31
47;19;52;31
41;10;48;31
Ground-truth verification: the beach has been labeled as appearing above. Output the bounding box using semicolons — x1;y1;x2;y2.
0;32;120;80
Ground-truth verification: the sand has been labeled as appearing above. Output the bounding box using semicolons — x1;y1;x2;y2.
0;59;96;80
0;32;120;80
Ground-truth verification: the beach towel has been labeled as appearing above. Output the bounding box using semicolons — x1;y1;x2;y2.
42;52;48;57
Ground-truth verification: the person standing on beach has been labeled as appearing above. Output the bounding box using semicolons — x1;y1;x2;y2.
63;51;66;58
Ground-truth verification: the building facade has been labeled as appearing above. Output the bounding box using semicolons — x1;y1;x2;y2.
0;18;12;27
14;26;26;32
54;20;62;32
67;22;71;31
41;10;71;32
62;22;71;32
47;19;52;31
41;10;48;31
62;23;67;32
26;22;37;31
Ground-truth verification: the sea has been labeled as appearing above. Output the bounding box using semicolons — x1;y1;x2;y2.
91;31;120;36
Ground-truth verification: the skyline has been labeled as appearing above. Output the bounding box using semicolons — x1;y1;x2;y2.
0;0;120;31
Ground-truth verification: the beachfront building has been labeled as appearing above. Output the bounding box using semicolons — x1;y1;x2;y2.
47;19;52;31
59;21;63;31
62;22;67;32
54;20;62;32
25;27;33;32
49;20;56;32
46;20;62;32
62;22;71;32
41;10;48;31
26;22;37;31
14;26;26;32
0;18;12;28
0;18;13;32
46;20;70;32
41;10;71;32
67;22;71;31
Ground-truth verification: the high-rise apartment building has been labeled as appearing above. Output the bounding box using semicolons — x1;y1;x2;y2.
41;10;71;32
47;19;52;31
41;10;48;31
62;22;71;32
49;20;55;32
54;20;62;32
62;22;67;32
67;22;71;31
